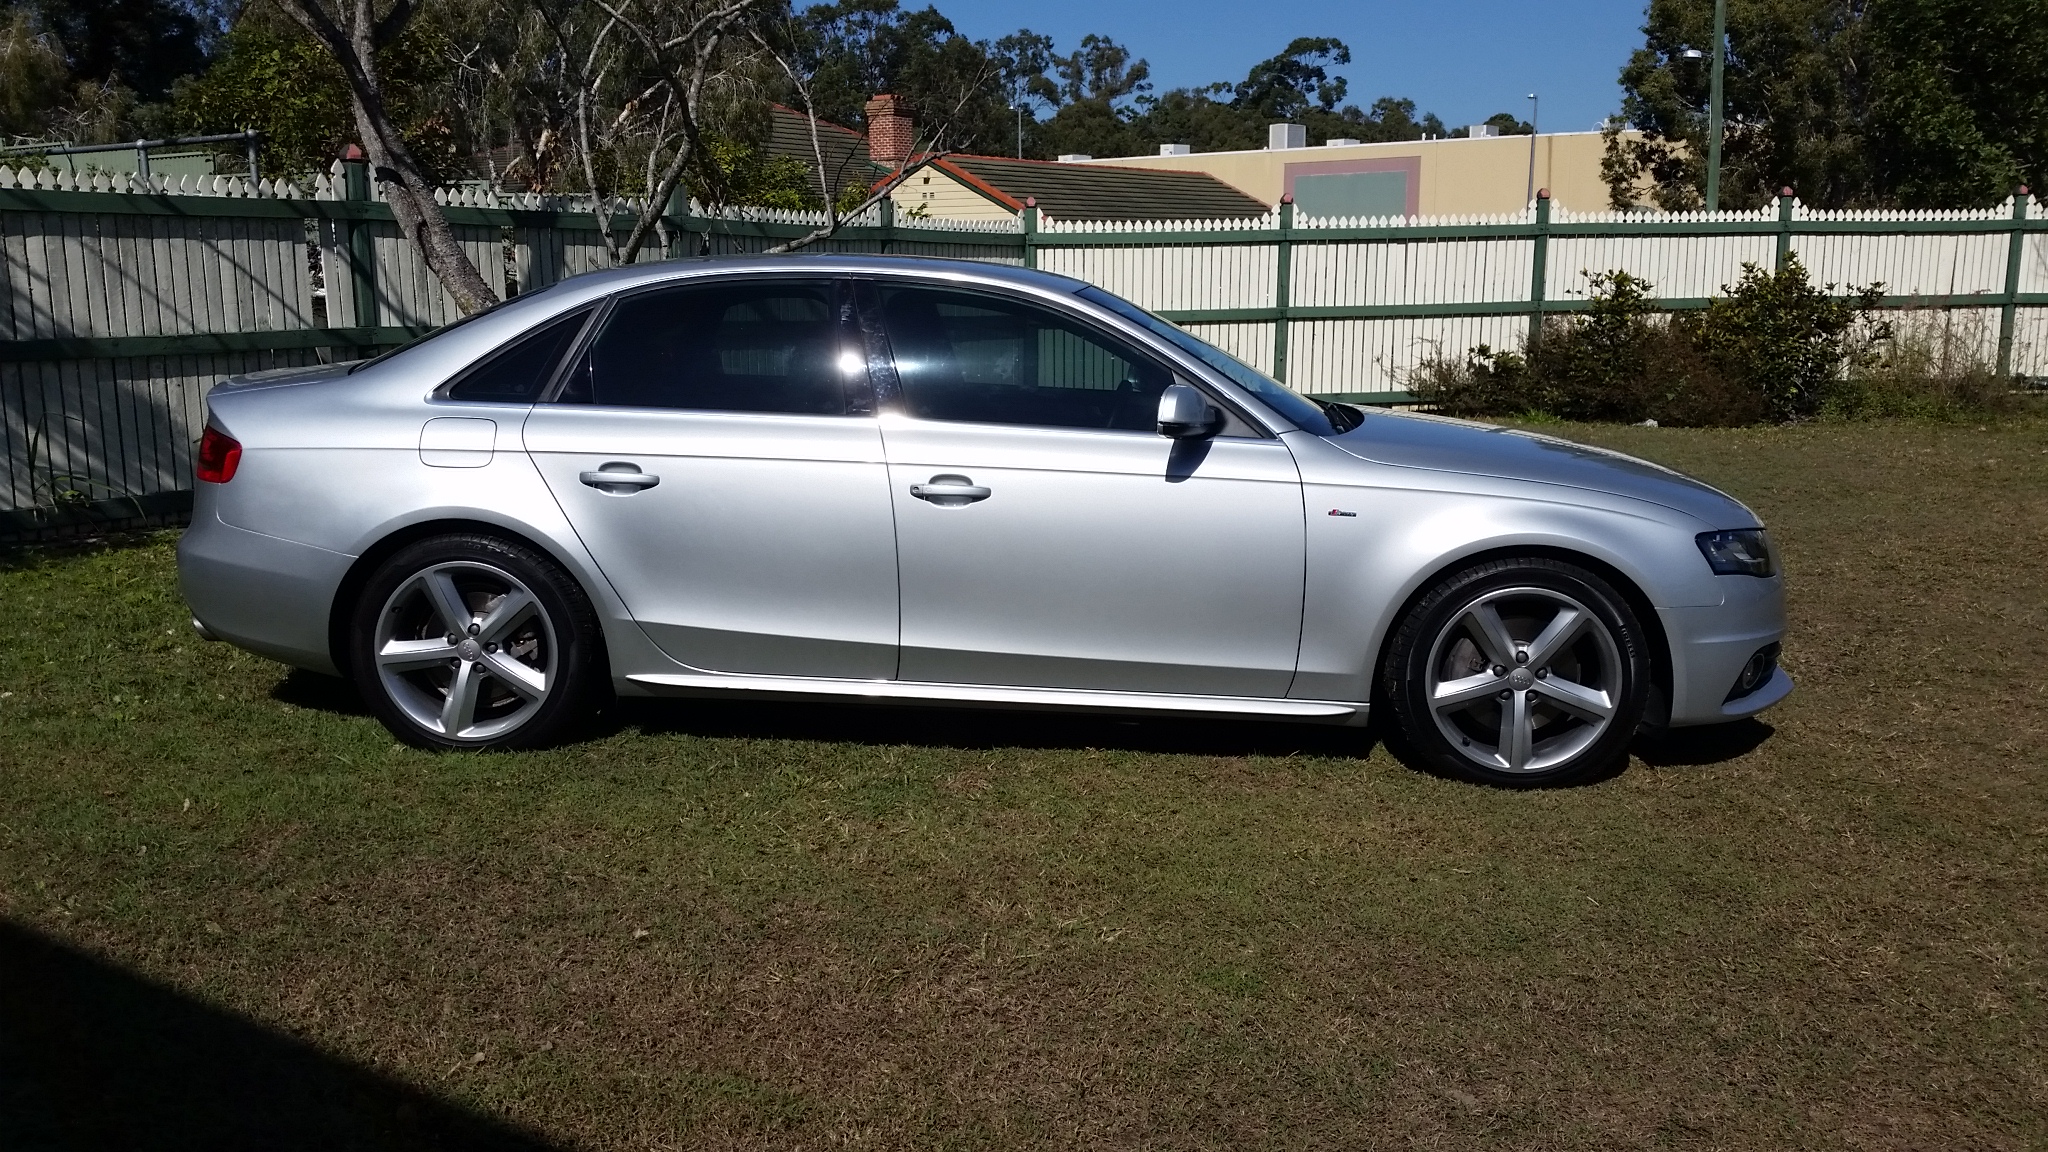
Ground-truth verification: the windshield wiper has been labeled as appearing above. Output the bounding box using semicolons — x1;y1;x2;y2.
1316;398;1365;433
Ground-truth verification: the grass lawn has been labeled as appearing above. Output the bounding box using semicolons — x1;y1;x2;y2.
2;417;2045;1150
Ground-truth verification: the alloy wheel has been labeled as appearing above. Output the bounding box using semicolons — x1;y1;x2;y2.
1424;585;1623;774
372;561;557;742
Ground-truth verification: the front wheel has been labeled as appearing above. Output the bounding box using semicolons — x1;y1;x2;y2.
1380;557;1651;787
349;534;605;750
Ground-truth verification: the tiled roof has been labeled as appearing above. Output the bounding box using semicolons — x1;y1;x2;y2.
935;155;1271;221
763;106;886;200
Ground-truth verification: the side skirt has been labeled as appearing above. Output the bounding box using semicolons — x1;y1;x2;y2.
623;671;1369;726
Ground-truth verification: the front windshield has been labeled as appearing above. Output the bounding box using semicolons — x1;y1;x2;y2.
1077;285;1360;435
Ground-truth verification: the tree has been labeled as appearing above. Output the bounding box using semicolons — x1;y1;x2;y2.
171;12;460;181
1606;0;2048;210
526;0;780;264
3;0;208;101
264;0;497;312
1232;35;1348;122
0;8;71;140
784;0;1011;155
1863;0;2048;205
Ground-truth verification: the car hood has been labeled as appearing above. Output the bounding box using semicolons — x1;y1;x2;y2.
1324;409;1757;527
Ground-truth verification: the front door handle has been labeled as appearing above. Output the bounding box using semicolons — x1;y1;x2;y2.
910;474;991;505
580;465;660;494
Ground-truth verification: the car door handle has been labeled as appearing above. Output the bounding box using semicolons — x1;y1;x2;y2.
910;475;991;504
580;468;660;493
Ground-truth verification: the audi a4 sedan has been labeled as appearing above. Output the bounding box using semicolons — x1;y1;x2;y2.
178;256;1789;786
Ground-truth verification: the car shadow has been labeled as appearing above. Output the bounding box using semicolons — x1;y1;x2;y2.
270;669;372;717
602;695;1382;760
1631;718;1776;766
0;918;564;1151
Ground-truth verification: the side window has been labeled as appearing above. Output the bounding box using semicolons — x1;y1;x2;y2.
562;280;858;415
876;285;1171;431
444;305;592;403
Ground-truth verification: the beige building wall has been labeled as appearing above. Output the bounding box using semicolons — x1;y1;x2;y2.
1075;131;1631;215
891;166;1014;220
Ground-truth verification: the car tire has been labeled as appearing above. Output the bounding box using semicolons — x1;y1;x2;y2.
348;533;606;751
1379;556;1650;788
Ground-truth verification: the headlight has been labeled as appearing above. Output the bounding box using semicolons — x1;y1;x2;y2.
1696;528;1775;577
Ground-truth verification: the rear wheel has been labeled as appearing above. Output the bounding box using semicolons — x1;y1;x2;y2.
1381;557;1650;787
349;534;604;750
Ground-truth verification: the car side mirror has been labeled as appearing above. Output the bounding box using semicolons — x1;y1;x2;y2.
1156;383;1218;439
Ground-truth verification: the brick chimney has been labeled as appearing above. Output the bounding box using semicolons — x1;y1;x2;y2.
864;94;916;167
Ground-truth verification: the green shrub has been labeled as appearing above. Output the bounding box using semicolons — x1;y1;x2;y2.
1410;257;1915;427
1696;255;1885;422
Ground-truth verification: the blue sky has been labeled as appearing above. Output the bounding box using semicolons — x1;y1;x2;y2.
940;0;1650;135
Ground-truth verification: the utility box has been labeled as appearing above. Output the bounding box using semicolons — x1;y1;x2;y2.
1159;144;1192;156
1468;124;1500;139
1267;123;1306;150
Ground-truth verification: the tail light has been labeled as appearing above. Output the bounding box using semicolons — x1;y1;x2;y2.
196;425;242;484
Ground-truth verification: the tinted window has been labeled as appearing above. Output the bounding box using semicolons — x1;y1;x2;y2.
877;285;1170;431
1076;285;1351;435
565;280;855;414
444;306;592;402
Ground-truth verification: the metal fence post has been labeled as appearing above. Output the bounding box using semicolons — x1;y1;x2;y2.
1021;198;1038;268
1273;195;1295;382
340;148;378;336
1775;187;1795;271
1997;187;2029;379
1526;189;1551;348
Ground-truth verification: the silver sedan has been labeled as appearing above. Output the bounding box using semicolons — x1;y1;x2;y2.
178;257;1789;786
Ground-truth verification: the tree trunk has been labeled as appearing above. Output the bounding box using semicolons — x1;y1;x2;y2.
275;0;500;315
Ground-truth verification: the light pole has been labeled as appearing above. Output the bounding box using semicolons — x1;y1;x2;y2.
1525;93;1539;206
1707;0;1726;211
1681;0;1728;210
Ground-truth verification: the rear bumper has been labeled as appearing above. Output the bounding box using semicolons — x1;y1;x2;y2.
1658;575;1791;727
178;511;353;675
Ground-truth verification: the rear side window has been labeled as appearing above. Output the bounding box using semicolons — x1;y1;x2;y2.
559;280;859;415
875;284;1171;431
444;306;592;403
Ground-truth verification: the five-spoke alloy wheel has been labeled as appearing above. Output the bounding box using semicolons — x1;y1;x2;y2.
350;534;604;750
1382;558;1651;787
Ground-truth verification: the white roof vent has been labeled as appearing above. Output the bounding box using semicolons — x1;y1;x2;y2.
1325;137;1361;147
1159;143;1192;156
1057;153;1092;162
1267;123;1306;150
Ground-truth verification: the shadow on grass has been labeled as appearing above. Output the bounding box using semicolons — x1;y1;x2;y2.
1632;718;1776;767
0;919;564;1151
605;695;1382;761
271;668;372;716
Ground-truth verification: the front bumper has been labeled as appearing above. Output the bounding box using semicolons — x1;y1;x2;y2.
1657;574;1791;727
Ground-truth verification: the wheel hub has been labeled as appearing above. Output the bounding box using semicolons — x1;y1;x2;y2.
1424;586;1623;774
372;560;555;742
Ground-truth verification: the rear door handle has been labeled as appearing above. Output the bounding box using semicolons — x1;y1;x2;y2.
910;474;991;504
580;466;660;493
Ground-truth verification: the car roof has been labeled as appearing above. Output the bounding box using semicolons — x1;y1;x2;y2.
538;254;1089;298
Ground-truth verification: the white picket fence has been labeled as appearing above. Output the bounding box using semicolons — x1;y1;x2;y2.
2;163;2045;529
